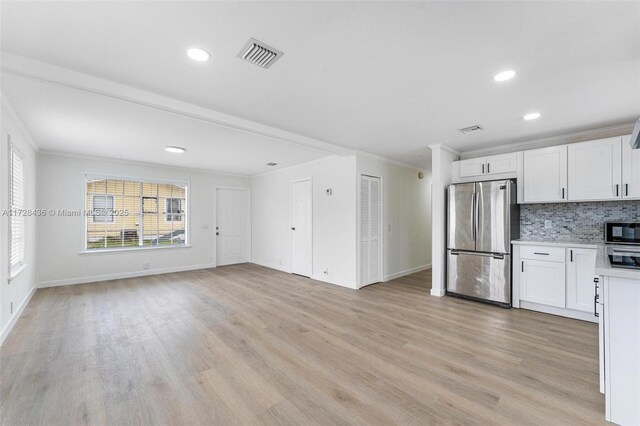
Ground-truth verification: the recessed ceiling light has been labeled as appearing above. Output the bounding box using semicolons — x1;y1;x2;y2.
166;146;186;153
523;112;542;121
494;70;516;82
187;48;211;62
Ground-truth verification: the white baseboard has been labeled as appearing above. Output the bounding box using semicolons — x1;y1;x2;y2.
311;274;357;290
251;259;290;273
519;301;598;323
0;286;37;346
383;264;432;282
430;288;446;297
38;262;217;288
250;260;357;289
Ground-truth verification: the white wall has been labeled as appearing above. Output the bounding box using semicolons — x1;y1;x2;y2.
429;144;459;297
356;154;431;284
1;98;38;344
251;155;358;288
36;153;249;287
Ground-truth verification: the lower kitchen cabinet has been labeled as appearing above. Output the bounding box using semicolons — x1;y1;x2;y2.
512;242;598;322
566;248;598;312
520;259;566;308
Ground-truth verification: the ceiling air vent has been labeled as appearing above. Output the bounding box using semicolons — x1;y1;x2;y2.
238;38;283;69
458;125;484;134
266;162;278;167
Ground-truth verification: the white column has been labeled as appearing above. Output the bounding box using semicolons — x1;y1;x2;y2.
428;144;459;297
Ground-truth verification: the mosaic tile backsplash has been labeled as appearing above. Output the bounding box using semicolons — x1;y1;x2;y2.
520;201;640;242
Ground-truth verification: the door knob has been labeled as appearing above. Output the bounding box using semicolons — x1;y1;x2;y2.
216;232;219;236
291;227;296;230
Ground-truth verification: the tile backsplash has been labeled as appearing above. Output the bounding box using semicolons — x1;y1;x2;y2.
520;201;640;242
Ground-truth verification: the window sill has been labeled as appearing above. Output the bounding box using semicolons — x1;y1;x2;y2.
79;245;192;255
9;263;28;281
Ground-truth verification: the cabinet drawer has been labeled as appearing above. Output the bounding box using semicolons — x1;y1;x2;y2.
520;245;565;262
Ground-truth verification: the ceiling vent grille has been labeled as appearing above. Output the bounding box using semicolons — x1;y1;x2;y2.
266;162;278;167
238;38;283;69
458;124;484;134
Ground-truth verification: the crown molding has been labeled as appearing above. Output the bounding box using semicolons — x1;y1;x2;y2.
427;144;461;156
251;154;346;178
460;122;634;159
1;95;39;151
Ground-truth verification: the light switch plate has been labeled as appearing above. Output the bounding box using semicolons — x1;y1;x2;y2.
544;220;552;229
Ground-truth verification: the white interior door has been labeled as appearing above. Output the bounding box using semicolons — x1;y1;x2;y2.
216;188;250;266
360;175;381;286
291;180;312;277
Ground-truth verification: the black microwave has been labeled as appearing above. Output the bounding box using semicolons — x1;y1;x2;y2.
605;222;640;245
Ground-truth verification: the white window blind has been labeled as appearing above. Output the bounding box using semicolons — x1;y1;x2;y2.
10;144;25;273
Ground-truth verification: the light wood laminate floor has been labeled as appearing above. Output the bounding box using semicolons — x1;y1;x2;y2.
1;265;605;425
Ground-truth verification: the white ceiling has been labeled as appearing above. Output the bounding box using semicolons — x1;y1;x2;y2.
2;1;639;172
1;73;333;175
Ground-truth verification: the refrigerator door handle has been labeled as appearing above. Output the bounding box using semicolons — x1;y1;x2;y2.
471;192;476;242
475;190;480;243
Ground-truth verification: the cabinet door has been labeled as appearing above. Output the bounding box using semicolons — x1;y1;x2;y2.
566;248;597;312
568;137;622;201
520;259;566;308
523;146;568;203
486;153;517;175
622;135;640;199
459;157;486;177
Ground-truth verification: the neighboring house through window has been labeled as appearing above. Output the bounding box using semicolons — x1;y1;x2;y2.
166;198;182;222
85;175;188;250
92;195;114;223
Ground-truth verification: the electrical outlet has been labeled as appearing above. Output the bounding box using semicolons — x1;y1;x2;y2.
544;220;552;229
143;262;150;270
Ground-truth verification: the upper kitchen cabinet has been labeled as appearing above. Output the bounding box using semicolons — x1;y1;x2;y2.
523;145;567;203
458;157;486;177
622;135;640;199
568;137;622;201
457;153;517;178
486;153;517;175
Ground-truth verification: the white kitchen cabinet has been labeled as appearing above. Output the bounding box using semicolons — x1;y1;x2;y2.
513;242;598;322
602;275;640;425
486;153;517;175
568;137;622;201
566;248;597;312
458;153;517;178
622;134;640;199
519;259;566;308
523;145;568;203
459;157;486;177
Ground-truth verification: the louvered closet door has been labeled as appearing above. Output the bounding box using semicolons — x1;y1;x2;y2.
360;175;381;286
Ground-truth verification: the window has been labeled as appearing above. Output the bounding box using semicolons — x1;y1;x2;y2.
165;198;182;222
10;143;25;274
85;175;187;250
92;195;114;223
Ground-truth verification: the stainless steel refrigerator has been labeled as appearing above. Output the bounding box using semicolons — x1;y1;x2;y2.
447;180;519;307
